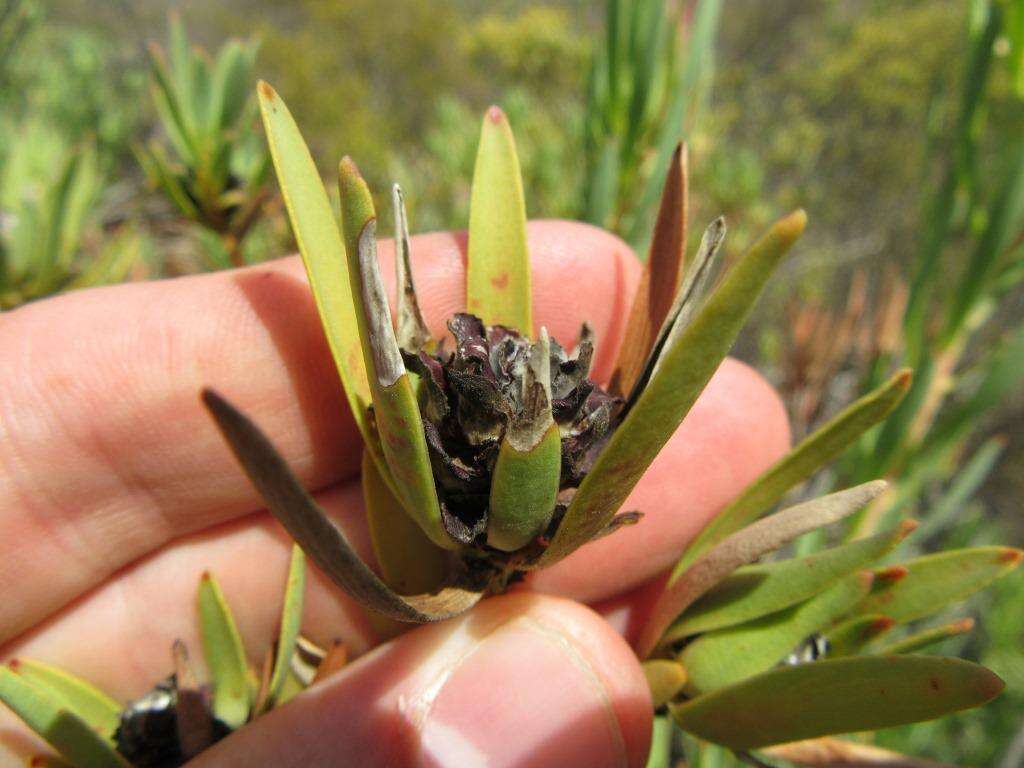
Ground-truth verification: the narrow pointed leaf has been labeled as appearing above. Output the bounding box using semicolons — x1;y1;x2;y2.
641;217;725;389
643;660;687;709
203;389;481;622
338;159;451;549
392;185;432;351
763;737;957;767
825;615;895;657
636;481;885;659
681;572;873;694
611;143;688;397
670;655;1004;750
362;449;448;595
256;82;375;454
466;106;531;333
197;572;251;728
541;211;806;568
667;520;914;641
262;544;306;711
875;619;975;656
11;660;120;742
672;369;911;580
0;667;130;768
855;547;1022;624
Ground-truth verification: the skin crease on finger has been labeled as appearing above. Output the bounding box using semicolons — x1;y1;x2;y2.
0;220;640;642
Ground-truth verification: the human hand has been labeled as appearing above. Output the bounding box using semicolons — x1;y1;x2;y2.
0;221;790;767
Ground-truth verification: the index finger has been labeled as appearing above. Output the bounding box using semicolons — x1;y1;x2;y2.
0;220;639;639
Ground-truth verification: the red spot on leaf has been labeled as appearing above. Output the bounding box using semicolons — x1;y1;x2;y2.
876;565;908;583
996;549;1023;565
490;272;510;290
929;676;942;692
487;105;505;124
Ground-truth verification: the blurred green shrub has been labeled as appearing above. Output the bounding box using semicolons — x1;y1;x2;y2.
136;16;270;268
0;120;143;309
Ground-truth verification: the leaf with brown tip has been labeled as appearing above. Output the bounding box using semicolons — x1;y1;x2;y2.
875;619;975;656
635;481;886;659
202;388;481;623
610;143;689;397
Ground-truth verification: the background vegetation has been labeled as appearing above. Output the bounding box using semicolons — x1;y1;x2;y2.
3;0;1023;764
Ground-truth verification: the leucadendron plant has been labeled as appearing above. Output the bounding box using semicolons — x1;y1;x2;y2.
2;83;1020;768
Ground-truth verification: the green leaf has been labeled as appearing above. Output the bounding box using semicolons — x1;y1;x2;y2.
540;210;806;568
874;618;975;656
643;660;687;709
202;389;481;622
680;572;873;694
11;660;120;742
824;614;895;658
466;106;532;333
644;715;673;768
854;547;1023;624
337;158;451;550
671;369;911;580
362;449;449;595
197;572;251;728
256;82;375;457
666;520;915;641
0;667;130;768
635;481;885;659
488;328;562;551
262;544;305;712
670;656;1004;750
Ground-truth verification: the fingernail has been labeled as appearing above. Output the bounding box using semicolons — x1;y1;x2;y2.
419;616;628;768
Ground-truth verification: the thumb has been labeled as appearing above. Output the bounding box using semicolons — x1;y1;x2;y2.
189;594;652;768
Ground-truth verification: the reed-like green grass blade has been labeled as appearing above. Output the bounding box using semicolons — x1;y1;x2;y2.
874;618;975;656
466;106;532;334
643;659;687;709
11;660;120;742
680;572;873;694
825;614;895;657
261;544;305;712
666;520;914;641
197;572;251;728
362;450;449;595
670;655;1004;750
671;369;911;580
203;389;480;622
645;715;673;768
0;667;130;768
540;211;806;568
256;82;376;456
338;159;450;550
855;547;1023;624
635;481;885;659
